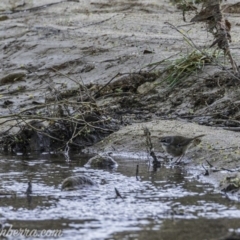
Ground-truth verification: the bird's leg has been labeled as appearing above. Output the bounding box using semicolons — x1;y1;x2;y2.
173;156;181;164
174;154;184;165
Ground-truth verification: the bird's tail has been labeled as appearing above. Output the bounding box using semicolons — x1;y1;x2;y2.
193;134;205;140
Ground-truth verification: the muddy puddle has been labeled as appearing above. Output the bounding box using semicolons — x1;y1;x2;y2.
0;153;239;239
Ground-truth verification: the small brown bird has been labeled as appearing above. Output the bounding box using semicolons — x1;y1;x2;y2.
159;134;205;164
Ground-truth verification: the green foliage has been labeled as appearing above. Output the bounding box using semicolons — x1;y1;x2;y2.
163;49;221;87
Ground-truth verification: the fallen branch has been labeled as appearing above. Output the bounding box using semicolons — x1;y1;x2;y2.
143;127;161;167
5;0;78;14
114;188;123;199
136;164;139;181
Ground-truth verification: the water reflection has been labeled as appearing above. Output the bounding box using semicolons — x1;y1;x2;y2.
0;153;239;239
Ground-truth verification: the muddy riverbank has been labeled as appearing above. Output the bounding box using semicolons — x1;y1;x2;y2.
1;0;240;190
1;1;240;238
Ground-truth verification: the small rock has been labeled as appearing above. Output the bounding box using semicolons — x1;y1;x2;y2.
137;82;157;94
0;72;26;86
61;175;95;190
0;16;9;21
84;154;118;168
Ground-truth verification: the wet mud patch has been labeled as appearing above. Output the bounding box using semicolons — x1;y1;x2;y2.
223;2;240;14
1;63;240;155
92;66;240;131
0;104;119;153
89;0;167;13
93;71;158;98
148;69;240;127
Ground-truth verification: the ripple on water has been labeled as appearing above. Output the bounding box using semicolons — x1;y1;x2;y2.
0;154;240;239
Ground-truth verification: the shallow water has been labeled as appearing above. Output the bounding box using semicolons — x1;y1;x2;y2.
0;153;239;240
